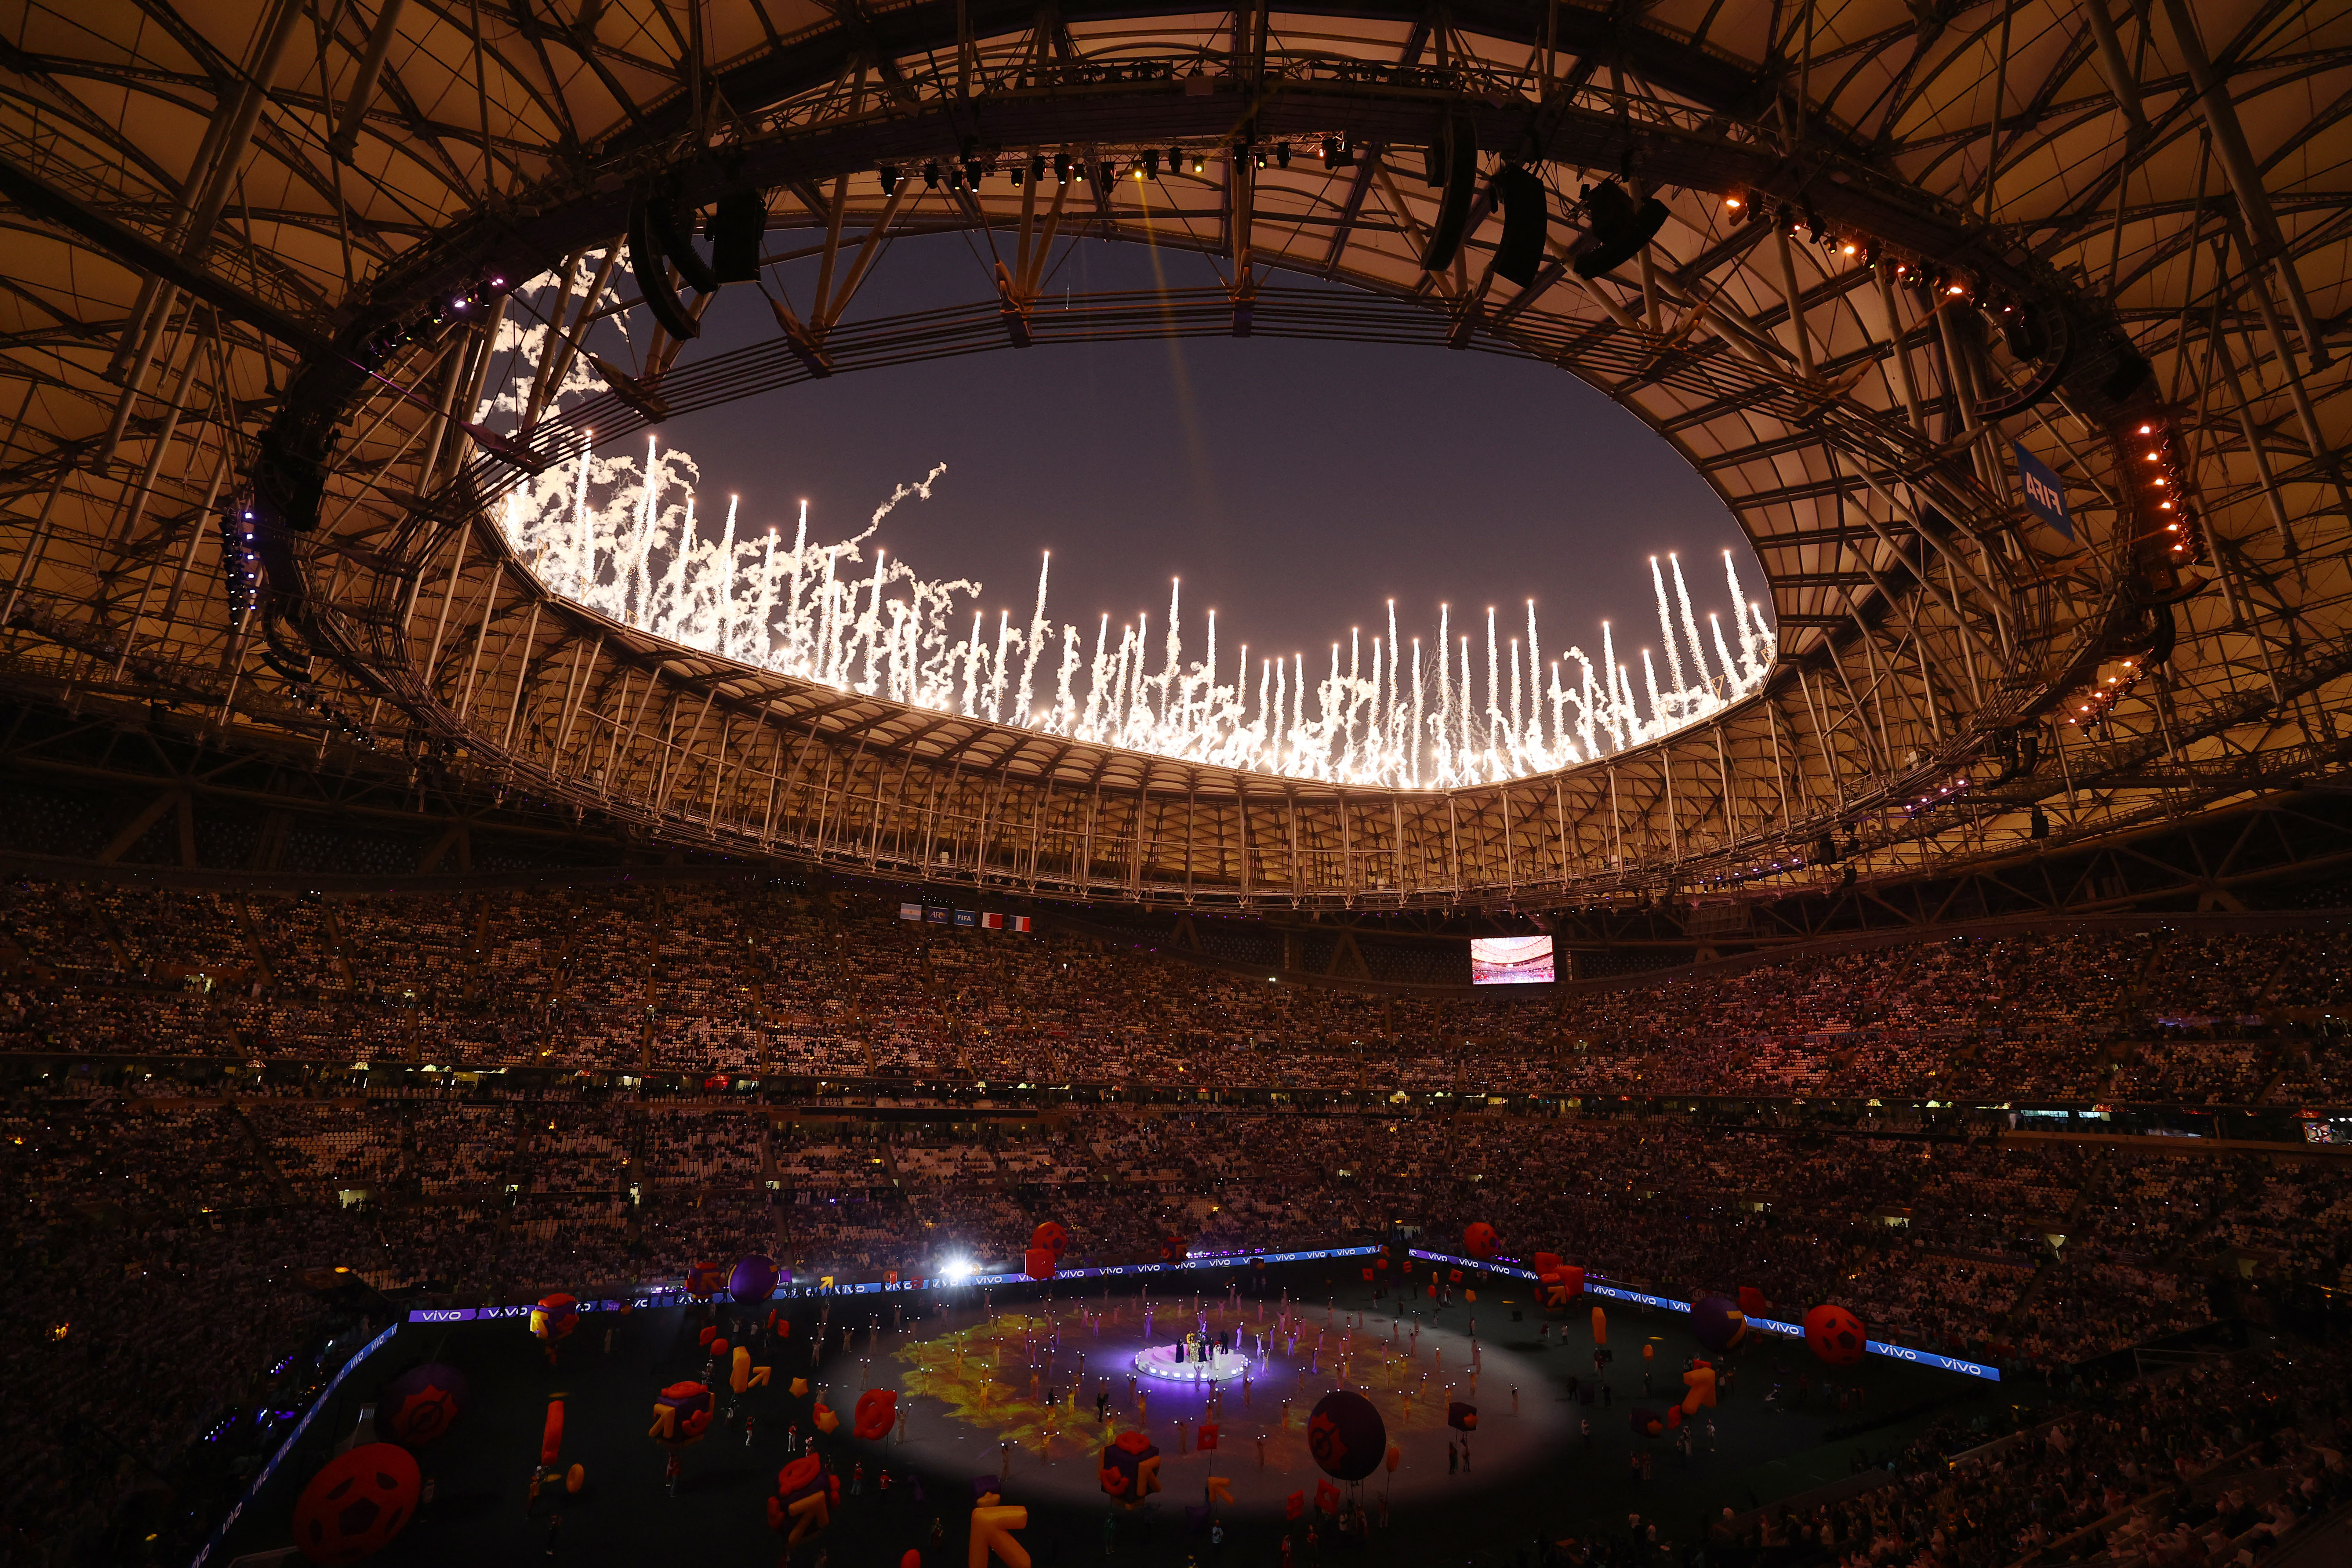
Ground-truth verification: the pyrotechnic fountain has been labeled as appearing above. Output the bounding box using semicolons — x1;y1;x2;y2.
494;438;1772;789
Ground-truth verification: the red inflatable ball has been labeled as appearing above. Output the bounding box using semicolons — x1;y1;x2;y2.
293;1442;420;1565
1031;1220;1070;1259
684;1259;727;1299
376;1363;467;1447
853;1387;898;1441
1530;1251;1562;1276
903;1554;923;1568
1804;1303;1868;1365
1307;1388;1387;1481
1462;1222;1498;1260
1024;1247;1058;1281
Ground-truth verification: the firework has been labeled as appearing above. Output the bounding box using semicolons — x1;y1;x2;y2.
499;440;1770;787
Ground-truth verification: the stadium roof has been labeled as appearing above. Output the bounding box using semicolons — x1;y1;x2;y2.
2;0;2347;910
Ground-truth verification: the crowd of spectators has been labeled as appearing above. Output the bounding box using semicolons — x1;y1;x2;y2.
4;877;2350;1563
5;1087;2348;1565
11;1084;2349;1370
2;880;2347;1108
1710;1343;2351;1568
3;1084;2345;1566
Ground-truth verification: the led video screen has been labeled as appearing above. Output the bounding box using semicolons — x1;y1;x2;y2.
1470;935;1555;985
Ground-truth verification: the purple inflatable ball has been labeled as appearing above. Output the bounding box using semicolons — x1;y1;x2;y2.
1307;1388;1386;1481
1690;1294;1746;1353
378;1363;468;1447
730;1253;779;1303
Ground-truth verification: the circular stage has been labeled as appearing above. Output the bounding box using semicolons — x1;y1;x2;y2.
1132;1343;1251;1384
880;1301;1571;1512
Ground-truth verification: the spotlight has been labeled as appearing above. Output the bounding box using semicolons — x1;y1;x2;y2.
1143;149;1159;178
923;162;941;188
1168;145;1182;174
1097;161;1112;184
1321;137;1348;170
1054;152;1071;184
878;165;900;196
2029;806;2050;841
1192;153;1205;174
1275;143;1290;169
1032;155;1046;181
1009;163;1023;187
1723;193;1743;210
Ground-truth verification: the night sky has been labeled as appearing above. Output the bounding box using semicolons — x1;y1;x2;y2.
648;230;1760;681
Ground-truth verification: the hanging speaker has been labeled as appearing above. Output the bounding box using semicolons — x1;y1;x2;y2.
1570;179;1668;278
647;185;719;294
1493;166;1548;288
708;189;768;284
1419;110;1480;273
2100;345;2151;402
2147;601;2177;667
626;196;701;341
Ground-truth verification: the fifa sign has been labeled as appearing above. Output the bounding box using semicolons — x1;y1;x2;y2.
2014;444;2073;541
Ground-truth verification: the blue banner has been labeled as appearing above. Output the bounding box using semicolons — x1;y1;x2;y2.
402;1246;1996;1382
411;1246;1390;1318
2015;444;2073;541
1405;1249;1998;1382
